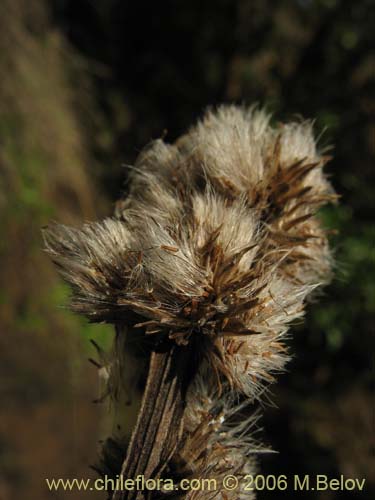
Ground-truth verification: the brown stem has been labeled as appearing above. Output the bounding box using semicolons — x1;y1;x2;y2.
113;343;193;500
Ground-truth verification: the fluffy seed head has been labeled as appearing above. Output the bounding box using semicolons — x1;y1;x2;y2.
44;105;335;397
172;375;261;499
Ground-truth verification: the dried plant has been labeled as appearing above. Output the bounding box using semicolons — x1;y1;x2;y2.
44;105;336;498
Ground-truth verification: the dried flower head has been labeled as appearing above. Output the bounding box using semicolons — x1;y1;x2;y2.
45;105;335;398
45;106;335;500
169;371;266;499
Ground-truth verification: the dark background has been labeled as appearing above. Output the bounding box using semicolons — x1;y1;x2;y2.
0;0;373;498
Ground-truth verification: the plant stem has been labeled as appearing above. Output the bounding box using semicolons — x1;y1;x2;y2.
113;344;192;500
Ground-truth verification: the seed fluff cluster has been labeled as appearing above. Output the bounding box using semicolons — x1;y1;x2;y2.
44;105;335;497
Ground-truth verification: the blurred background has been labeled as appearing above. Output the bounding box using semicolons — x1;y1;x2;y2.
0;0;373;498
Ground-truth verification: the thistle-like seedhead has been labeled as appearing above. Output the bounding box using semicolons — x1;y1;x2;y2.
44;105;335;398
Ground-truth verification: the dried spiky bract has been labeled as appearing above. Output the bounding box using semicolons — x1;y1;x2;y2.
44;105;335;497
